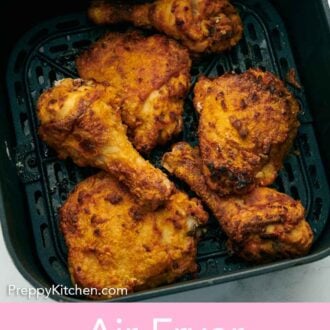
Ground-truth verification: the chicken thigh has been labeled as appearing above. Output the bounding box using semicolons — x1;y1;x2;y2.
60;171;208;299
194;69;300;196
76;31;191;153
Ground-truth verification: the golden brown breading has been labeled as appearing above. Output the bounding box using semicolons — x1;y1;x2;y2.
76;31;191;153
37;78;174;210
60;171;208;299
162;142;313;263
88;0;243;53
194;69;300;196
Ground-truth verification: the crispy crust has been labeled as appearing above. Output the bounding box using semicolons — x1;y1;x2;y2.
194;69;300;195
148;0;243;53
76;31;191;153
222;188;313;262
88;0;243;53
162;142;313;263
60;172;208;299
37;78;174;210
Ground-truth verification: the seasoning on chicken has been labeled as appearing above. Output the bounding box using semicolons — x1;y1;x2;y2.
76;31;191;153
194;69;300;196
60;171;208;299
37;78;174;210
162;142;313;263
88;0;243;53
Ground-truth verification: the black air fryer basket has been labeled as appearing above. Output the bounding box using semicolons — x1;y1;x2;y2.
1;0;330;301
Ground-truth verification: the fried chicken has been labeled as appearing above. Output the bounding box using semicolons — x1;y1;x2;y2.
194;69;300;196
37;78;174;210
162;142;313;262
88;0;243;53
76;31;191;153
60;171;208;299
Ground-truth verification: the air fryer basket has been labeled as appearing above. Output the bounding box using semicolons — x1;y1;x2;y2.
1;0;330;301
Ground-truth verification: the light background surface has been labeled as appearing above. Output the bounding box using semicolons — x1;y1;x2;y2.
1;224;330;302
